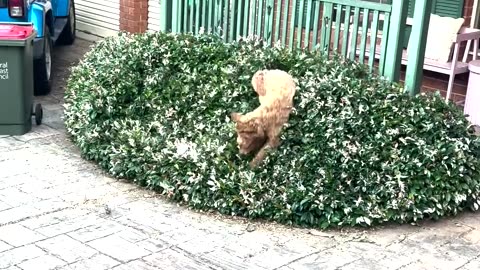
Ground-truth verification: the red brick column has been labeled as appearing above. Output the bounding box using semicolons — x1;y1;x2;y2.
120;0;148;33
463;0;475;27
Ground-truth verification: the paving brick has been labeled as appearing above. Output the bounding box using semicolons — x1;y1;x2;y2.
112;259;159;270
116;227;149;243
199;249;257;270
0;240;12;252
87;234;151;262
462;229;480;245
340;258;390;270
0;187;39;207
18;185;63;201
0;205;41;226
64;254;121;270
0;137;25;150
385;238;478;270
401;259;464;270
115;211;174;233
457;213;480;229
142;248;212;270
136;237;168;253
0;244;46;268
408;221;471;245
0;200;12;212
218;230;288;259
249;243;325;270
35;234;97;263
2;266;23;270
157;225;206;246
0;173;32;190
34;214;100;237
12;125;61;142
0;224;47;247
460;258;480;270
16;255;67;270
67;220;125;243
20;208;90;230
278;247;362;270
176;232;229;255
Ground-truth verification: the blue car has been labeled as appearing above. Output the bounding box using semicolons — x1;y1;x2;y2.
0;0;76;95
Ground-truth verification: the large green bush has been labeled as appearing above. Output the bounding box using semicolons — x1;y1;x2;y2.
64;31;480;229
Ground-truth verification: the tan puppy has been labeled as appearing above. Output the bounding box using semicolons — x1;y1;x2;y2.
231;69;296;168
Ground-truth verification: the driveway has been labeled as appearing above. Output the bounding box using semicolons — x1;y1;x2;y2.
0;37;480;270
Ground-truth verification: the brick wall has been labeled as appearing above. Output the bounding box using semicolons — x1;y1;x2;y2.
119;0;148;33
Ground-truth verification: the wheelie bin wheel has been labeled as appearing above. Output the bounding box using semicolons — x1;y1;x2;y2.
34;104;43;125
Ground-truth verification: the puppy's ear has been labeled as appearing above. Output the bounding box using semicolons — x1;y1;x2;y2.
255;123;265;137
252;70;266;96
230;112;241;122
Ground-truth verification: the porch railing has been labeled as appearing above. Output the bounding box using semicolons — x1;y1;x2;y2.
159;0;431;95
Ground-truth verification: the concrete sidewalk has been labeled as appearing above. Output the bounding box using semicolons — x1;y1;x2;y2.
0;38;480;270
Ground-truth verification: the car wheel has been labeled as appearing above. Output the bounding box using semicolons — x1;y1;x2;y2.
34;26;53;96
58;0;76;45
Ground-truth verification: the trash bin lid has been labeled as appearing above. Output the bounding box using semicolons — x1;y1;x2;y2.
0;24;35;40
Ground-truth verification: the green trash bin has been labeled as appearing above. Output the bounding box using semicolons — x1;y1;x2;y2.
0;23;43;136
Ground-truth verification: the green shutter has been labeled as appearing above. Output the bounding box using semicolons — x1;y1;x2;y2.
432;0;465;18
407;0;465;19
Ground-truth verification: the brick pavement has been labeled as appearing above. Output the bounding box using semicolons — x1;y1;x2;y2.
0;38;480;270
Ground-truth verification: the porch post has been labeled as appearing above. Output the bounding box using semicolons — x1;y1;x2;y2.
383;0;409;82
120;0;149;33
160;0;168;32
404;0;433;96
474;0;480;28
171;0;179;33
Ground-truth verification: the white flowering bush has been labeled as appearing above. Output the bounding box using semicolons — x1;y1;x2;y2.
64;31;480;229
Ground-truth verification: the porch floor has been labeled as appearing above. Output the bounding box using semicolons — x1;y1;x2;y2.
399;68;469;107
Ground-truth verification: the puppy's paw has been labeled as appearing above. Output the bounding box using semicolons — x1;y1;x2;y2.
249;158;263;169
249;160;258;169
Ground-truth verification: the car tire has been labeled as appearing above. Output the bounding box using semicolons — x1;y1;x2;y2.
58;0;76;45
34;26;53;96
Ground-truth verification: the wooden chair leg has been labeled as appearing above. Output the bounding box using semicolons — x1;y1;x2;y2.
474;39;479;60
446;73;456;102
463;40;472;63
446;43;461;103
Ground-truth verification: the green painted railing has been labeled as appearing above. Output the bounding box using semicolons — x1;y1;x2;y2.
159;0;431;95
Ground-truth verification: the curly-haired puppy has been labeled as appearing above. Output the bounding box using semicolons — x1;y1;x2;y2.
231;69;296;168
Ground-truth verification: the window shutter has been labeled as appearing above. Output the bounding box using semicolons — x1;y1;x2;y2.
406;0;464;18
432;0;465;18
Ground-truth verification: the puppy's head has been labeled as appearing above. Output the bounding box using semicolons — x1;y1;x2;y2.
231;113;266;155
251;70;266;96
